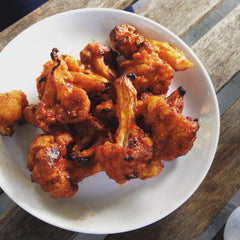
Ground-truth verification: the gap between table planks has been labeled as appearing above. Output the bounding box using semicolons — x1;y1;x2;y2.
136;0;226;38
0;0;240;239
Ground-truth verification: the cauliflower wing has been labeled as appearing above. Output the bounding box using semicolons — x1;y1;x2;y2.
110;23;193;71
166;86;186;113
148;40;193;71
120;44;174;94
80;42;118;81
96;75;154;184
28;122;108;197
25;49;91;132
110;23;145;59
65;116;109;182
0;90;28;136
140;92;199;161
28;127;79;198
93;99;117;130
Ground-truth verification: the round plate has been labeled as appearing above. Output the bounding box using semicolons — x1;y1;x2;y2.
0;8;220;234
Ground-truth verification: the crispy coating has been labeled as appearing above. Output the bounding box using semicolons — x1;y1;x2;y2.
31;146;78;198
121;44;174;94
63;130;105;184
28;125;104;198
80;42;118;81
140;92;199;161
68;116;109;171
110;23;145;59
166;86;186;113
27;134;56;171
30;46;119;133
70;71;111;93
59;54;110;93
0;90;28;136
26;49;91;132
39;51;90;123
148;40;193;71
70;43;117;93
96;75;154;184
66;157;102;184
110;23;193;71
22;104;39;130
28;127;79;198
93;99;117;130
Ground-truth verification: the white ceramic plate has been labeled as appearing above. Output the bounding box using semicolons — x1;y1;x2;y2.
0;8;220;234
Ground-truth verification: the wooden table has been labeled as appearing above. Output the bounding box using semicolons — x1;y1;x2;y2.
0;0;240;239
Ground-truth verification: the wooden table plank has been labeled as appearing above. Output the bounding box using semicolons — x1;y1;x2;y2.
105;95;240;240
192;4;240;92
0;205;76;240
183;0;240;46
0;193;14;217
0;0;135;52
137;0;225;37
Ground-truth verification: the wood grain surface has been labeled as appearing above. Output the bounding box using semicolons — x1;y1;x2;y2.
0;205;77;240
192;4;240;92
0;0;135;52
136;0;225;37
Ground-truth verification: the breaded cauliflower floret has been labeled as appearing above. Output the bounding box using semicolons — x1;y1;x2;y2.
0;90;28;136
96;75;155;184
110;23;193;71
140;89;199;161
121;43;174;94
28;127;78;198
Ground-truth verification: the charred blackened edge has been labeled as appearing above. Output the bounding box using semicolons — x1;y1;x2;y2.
50;48;61;74
105;48;119;70
134;40;148;54
50;48;59;61
123;155;134;161
51;59;61;74
110;48;119;59
147;159;152;165
178;86;186;96
31;105;37;114
104;82;113;92
126;73;137;80
38;76;46;84
66;173;78;190
65;153;91;165
17;117;27;126
125;173;138;179
129;137;137;147
101;108;111;114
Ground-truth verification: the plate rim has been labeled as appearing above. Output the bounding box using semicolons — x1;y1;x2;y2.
0;8;220;234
